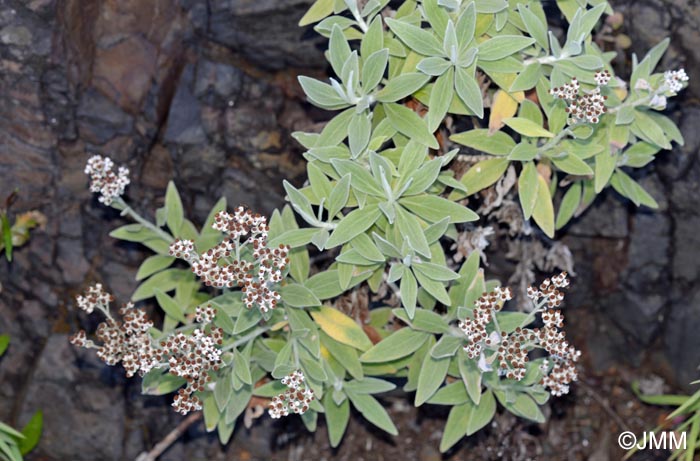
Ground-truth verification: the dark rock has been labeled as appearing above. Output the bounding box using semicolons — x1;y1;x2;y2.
19;335;127;461
164;64;207;145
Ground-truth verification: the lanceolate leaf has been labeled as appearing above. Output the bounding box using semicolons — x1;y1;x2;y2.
384;103;439;149
531;174;555;238
326;205;382;248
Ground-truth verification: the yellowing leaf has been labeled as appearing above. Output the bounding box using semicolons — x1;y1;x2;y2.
310;305;373;351
531;175;555;238
504;117;554;138
489;90;518;133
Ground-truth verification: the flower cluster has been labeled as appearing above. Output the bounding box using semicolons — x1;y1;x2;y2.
664;68;689;94
84;155;130;206
70;284;224;415
169;206;290;313
161;328;224;415
71;286;159;378
549;71;611;124
458;272;581;396
458;286;512;360
75;283;112;314
268;370;315;419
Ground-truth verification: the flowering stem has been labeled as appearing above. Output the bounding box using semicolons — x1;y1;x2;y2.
112;198;174;243
221;324;272;352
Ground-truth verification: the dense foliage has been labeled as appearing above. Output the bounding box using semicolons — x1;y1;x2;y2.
70;0;687;454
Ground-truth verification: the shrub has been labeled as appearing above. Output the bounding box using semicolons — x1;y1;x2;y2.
71;0;687;453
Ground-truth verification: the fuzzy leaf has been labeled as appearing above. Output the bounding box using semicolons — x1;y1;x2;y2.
311;306;373;351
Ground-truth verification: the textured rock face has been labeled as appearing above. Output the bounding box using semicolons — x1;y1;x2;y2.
0;0;699;459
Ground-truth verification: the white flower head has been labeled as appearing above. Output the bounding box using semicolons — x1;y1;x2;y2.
84;155;130;206
664;68;689;94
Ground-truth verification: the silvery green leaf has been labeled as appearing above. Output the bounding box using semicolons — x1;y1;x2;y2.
413;261;459;281
398;140;428;177
325;204;382;248
610;169;658;209
385;18;445;57
548;31;562;58
329;25;352;77
494;8;508;31
450;129;515;156
336;248;377;265
345;391;398;435
351;232;385;262
340;51;360;92
348;112;372;157
298;76;351;109
518;5;548;51
615;106;636;125
372;232;402;258
328;174;351;218
508;142;538;161
454;66;483;117
631;110;672;150
578;3;606;41
395;206;431;258
375;72;430;102
314;16;356;36
443;20;458;61
518;161;539;220
283;180;316;221
477;35;535;61
165;181;183;236
400;195;479;223
310;228;330;250
413;267;451;305
361;49;388;92
438;0;460;9
567;55;604;70
456;1;476;51
552;154;594;176
647;111;684;146
403;157;443;195
361;16;385;58
317;108;353;146
510;62;541;92
457;47;478;68
331;159;384;196
306;146;351;163
475;0;507;13
556;182;582;230
428;67;455;132
478;56;524;73
519;99;543;126
378;201;396;223
387;263;405;283
401;269;418;318
437;173;468;195
423;0;450;40
383;103;439;149
360;0;382;18
268;228;318;248
368;150;396;183
417;57;451;76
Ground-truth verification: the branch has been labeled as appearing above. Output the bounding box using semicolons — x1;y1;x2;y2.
134;412;203;461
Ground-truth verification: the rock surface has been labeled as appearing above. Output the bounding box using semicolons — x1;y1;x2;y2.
0;0;698;459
